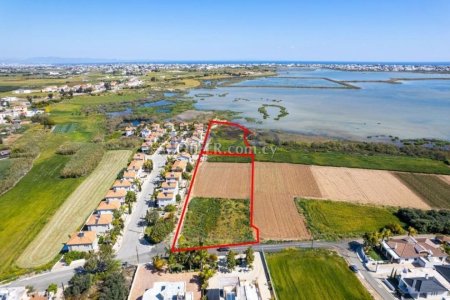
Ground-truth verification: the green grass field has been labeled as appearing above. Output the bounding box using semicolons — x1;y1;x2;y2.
267;249;372;300
17;150;131;268
0;159;12;179
256;150;450;174
179;197;254;247
394;173;450;209
297;199;401;239
53;123;78;133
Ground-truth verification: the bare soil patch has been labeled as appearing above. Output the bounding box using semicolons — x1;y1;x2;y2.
192;162;250;199
254;162;321;240
311;166;429;209
438;175;450;185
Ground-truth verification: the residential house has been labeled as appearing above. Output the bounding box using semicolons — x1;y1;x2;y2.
105;189;126;204
66;231;98;252
112;179;133;191
85;214;113;235
141;141;152;153
141;126;151;138
143;282;193;300
178;122;189;130
161;181;179;194
436;235;450;246
164;122;175;131
156;192;175;207
133;153;145;161
398;275;449;300
96;200;121;214
123;170;137;181
151;123;160;131
172;160;187;172
127;160;144;176
166;142;180;155
165;172;182;184
125;126;135;137
381;237;448;264
178;152;192;163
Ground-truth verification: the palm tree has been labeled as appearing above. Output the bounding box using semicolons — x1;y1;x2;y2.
133;178;142;192
407;226;417;237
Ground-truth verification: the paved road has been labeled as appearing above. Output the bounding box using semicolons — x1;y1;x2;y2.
116;147;167;263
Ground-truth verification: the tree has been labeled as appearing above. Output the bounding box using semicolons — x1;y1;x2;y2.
226;250;237;271
167;252;177;273
198;266;216;296
380;228;393;241
99;272;128;300
146;209;160;225
245;247;255;268
176;194;181;202
133;178;142;192
385;223;405;235
152;255;166;272
48;93;53;99
47;283;57;295
64;273;93;298
408;226;418;237
186;162;194;172
144;159;153;172
125;191;137;214
363;231;381;250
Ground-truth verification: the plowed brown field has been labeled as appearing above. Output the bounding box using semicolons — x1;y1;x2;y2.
192;162;251;199
311;166;430;209
254;162;321;240
438;175;450;185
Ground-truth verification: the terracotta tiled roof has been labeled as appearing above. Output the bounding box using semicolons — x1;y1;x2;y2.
172;160;187;171
86;214;113;226
113;179;132;188
67;231;97;245
97;200;121;211
157;192;174;200
105;189;127;198
165;172;182;180
386;237;447;259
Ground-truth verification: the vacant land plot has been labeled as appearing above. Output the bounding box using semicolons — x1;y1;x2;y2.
267;249;372;300
297;199;401;239
179;197;254;247
192;162;251;199
17;150;131;268
311;166;429;209
254;162;320;240
53;123;78;133
394;173;450;210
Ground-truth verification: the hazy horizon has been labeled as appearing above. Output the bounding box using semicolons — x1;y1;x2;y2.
1;0;450;62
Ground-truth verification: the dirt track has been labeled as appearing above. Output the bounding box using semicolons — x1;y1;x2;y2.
192;162;251;199
254;163;320;240
311;166;430;209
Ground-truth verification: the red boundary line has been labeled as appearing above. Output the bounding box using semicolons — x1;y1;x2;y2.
171;120;260;252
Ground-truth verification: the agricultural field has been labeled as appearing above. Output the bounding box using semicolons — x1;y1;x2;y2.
297;199;401;239
52;123;78;133
394;173;450;209
192;162;251;199
17;150;131;268
255;148;450;175
311;166;429;209
254;162;320;240
179;197;255;247
267;249;372;300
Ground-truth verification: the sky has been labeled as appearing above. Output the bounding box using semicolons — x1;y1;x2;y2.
1;0;450;62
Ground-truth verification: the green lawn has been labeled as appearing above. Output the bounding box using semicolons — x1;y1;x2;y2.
297;199;401;239
0;159;12;179
179;197;254;247
267;249;372;300
395;173;450;209
256;149;450;174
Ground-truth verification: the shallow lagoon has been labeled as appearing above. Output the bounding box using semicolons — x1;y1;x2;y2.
190;69;450;140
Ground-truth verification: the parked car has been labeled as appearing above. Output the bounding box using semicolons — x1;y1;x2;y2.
349;264;359;273
217;247;230;252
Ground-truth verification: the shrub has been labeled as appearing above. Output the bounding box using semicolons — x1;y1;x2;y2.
64;251;87;265
64;273;93;298
56;142;82;155
60;143;105;178
145;215;175;244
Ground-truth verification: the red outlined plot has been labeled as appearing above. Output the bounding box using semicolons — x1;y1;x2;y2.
171;120;260;252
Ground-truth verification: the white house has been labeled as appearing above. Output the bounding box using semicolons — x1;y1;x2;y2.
165;172;182;184
85;214;113;235
96;200;121;214
161;180;179;194
105;189;126;204
127;160;144;176
66;231;98;252
143;282;193;300
157;192;176;207
125;126;135;137
166;142;180;155
141;127;151;138
112;179;133;191
381;237;448;264
178;152;192;163
398;275;449;300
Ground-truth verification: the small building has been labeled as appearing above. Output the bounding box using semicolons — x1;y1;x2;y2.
127;160;144;176
151;123;161;131
161;180;179;194
166;142;180;155
133;153;145;161
165;172;182;183
97;200;121;214
172;160;187;172
157;192;175;207
164;122;175;130
85;214;113;235
125;126;135;137
398;275;449;300
141;141;152;153
123;170;137;181
112;179;133;191
143;282;193;300
66;231;98;252
105;189;127;204
178;152;192;163
179;122;189;130
141;127;151;138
